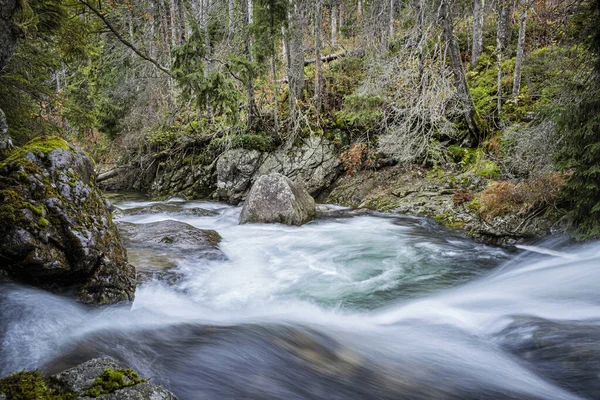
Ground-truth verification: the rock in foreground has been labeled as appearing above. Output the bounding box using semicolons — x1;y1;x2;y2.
0;357;177;399
239;173;316;226
0;136;136;305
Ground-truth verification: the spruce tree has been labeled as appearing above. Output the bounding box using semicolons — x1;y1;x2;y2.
555;0;600;238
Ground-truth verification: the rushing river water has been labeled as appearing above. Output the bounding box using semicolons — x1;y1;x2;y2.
1;196;600;399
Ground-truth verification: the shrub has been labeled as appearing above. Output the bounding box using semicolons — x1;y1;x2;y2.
339;143;375;176
452;190;474;205
475;173;564;220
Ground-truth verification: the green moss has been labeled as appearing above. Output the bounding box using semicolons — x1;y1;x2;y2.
0;370;76;400
204;229;222;246
0;136;71;169
433;211;466;229
82;368;146;398
472;160;501;179
0;189;47;227
38;217;50;228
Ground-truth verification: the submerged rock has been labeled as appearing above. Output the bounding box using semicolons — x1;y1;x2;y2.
497;316;600;399
0;136;136;305
121;203;217;217
118;220;224;259
239;173;316;226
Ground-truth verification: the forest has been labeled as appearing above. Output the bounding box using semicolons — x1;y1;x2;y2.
2;1;600;399
0;0;599;238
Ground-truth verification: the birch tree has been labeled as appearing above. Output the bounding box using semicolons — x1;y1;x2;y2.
512;0;529;100
495;0;511;114
314;0;323;115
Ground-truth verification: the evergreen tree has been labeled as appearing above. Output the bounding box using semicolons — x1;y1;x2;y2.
555;0;600;238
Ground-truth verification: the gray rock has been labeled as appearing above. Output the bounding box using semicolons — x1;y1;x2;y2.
240;173;316;226
121;203;216;217
53;357;178;400
497;316;600;399
216;149;263;204
118;220;224;259
0;137;135;305
257;137;341;198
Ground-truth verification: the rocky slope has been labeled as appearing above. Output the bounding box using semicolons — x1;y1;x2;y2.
101;139;560;245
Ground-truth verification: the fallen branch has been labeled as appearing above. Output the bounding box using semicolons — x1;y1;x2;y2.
303;49;364;66
78;0;172;77
96;168;123;183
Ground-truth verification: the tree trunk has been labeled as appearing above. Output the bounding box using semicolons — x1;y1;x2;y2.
389;0;395;37
0;108;11;151
229;0;235;33
440;0;482;143
331;0;337;47
472;0;484;67
414;0;425;93
242;0;257;129
270;3;279;135
314;0;323;116
496;0;511;114
148;0;156;58
159;0;171;56
177;0;186;43
169;0;178;47
288;0;305;104
358;0;362;17
512;0;528;100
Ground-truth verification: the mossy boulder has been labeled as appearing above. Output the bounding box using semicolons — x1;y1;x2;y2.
0;136;136;305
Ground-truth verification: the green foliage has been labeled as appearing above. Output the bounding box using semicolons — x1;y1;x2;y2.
172;28;241;125
0;0;97;145
447;145;500;178
336;94;384;134
82;368;146;398
252;0;288;63
0;370;76;400
553;0;600;239
555;96;600;238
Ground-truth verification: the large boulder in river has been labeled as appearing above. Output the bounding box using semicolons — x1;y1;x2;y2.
0;136;136;305
239;173;316;226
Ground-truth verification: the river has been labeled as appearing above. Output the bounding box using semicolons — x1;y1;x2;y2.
1;196;599;399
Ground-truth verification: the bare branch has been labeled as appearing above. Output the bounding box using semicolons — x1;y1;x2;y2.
78;0;173;77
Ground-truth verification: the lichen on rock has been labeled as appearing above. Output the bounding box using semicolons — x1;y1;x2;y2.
0;136;136;305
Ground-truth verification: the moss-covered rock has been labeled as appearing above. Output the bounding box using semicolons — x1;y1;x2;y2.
82;368;145;398
0;370;76;400
0;136;136;305
0;358;177;400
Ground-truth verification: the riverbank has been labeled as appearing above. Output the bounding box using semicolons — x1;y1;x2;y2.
100;139;565;246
